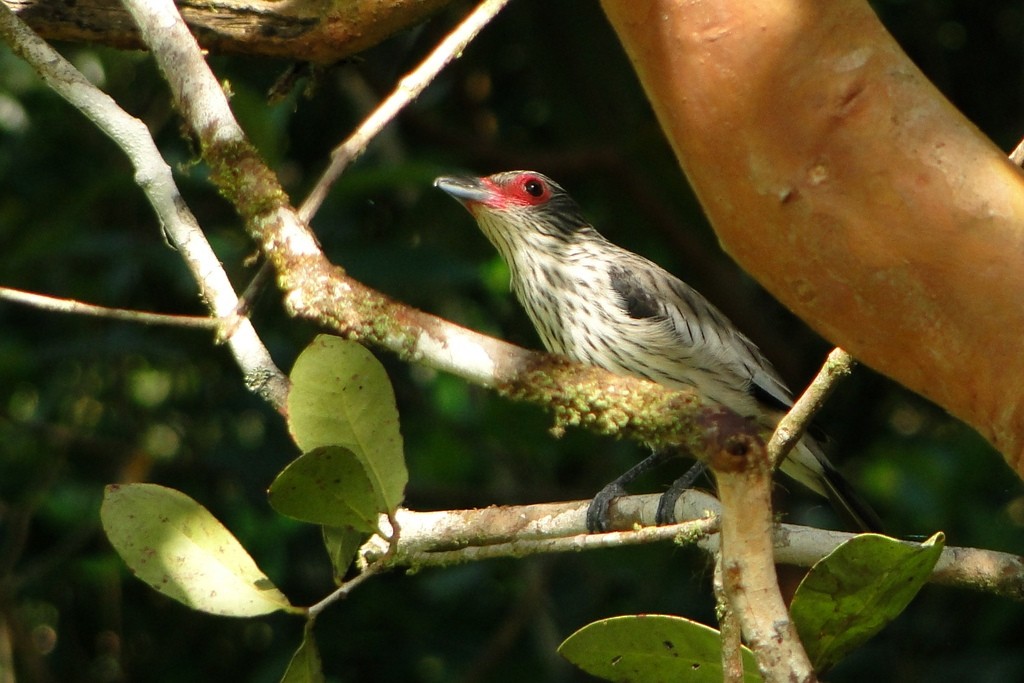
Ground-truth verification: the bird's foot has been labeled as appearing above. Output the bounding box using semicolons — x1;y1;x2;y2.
585;448;681;532
655;461;707;525
585;482;629;532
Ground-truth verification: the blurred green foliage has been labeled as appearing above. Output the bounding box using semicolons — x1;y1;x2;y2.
1;1;1023;681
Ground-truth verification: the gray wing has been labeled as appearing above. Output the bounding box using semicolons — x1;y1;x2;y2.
607;252;883;531
608;255;794;411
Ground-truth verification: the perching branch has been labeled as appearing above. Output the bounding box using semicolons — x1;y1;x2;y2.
0;3;289;410
359;491;722;568
371;511;719;569
359;495;1024;601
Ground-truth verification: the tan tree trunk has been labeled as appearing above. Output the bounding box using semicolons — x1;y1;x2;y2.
601;0;1024;478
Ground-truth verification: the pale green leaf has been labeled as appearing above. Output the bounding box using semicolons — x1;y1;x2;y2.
101;483;294;617
287;335;407;513
268;446;381;532
559;614;762;682
280;626;325;683
792;531;945;672
322;525;367;584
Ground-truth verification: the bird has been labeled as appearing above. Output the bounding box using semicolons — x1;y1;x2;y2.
434;170;881;533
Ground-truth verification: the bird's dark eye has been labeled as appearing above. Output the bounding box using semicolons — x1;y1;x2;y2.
524;179;544;197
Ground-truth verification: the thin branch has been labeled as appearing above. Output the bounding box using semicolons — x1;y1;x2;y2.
0;4;289;411
0;287;220;329
305;558;385;619
767;347;856;469
238;0;513;313
389;517;718;566
308;512;402;620
298;0;514;224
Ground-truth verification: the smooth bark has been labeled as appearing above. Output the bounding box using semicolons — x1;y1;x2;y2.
602;0;1024;477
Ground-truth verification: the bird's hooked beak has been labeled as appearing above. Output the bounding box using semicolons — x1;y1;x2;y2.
434;175;494;206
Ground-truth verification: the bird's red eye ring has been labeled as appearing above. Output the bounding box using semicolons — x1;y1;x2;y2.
524;179;544;197
513;175;549;205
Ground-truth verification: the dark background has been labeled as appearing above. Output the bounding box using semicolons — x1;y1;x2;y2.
1;1;1023;681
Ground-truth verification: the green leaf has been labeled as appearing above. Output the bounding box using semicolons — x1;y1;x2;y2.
101;483;294;617
288;335;407;514
559;614;762;682
268;446;382;532
792;531;945;672
322;525;367;584
280;625;325;683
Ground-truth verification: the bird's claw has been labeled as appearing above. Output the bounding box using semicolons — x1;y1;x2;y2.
654;493;678;526
586;483;628;532
655;461;706;525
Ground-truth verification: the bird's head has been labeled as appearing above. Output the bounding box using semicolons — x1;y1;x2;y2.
434;171;591;247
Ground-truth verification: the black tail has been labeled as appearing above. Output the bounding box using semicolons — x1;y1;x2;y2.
780;437;884;533
818;459;885;533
